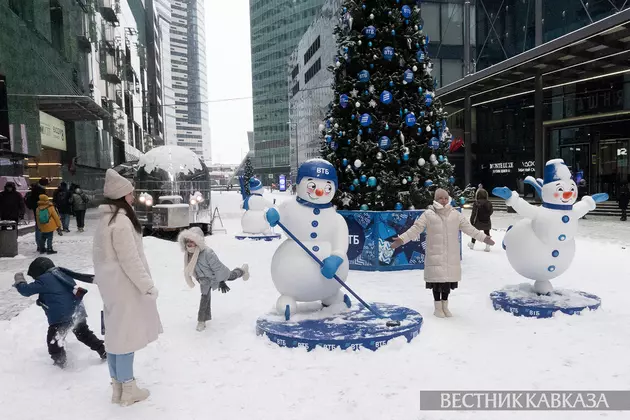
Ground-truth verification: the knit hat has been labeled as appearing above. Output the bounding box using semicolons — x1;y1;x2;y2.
27;257;55;278
104;168;134;199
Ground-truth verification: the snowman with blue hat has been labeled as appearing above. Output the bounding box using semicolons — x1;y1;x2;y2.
492;158;608;294
264;159;351;320
240;177;275;236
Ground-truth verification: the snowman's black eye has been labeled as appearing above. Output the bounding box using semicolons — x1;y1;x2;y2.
324;184;333;193
307;182;316;190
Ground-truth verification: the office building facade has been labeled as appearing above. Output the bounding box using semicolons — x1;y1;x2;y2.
250;0;326;184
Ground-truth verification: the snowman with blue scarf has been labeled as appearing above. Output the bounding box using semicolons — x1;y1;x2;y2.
241;177;274;235
264;159;351;320
492;158;608;295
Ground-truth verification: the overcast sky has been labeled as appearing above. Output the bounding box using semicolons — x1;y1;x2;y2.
206;1;253;164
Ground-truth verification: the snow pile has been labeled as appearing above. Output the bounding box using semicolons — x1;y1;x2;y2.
138;145;203;175
497;283;600;308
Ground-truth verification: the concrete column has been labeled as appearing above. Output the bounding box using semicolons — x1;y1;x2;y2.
464;93;473;185
463;0;471;76
535;73;544;179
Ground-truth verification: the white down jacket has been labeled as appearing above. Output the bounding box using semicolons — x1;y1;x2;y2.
399;201;487;282
92;205;162;354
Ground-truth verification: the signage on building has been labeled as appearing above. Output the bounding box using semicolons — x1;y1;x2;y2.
487;160;536;175
489;162;514;174
39;111;66;151
518;160;536;173
279;174;286;191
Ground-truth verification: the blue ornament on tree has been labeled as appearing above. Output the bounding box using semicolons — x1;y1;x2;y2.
460;197;466;205
367;176;377;187
342;158;348;166
364;90;369;95
432;129;436;134
360;175;367;183
389;81;394;87
402;5;412;18
385;124;390;130
403;69;414;83
349;185;355;191
417;127;422;134
368;41;373;47
425;35;430;45
358;129;363;135
403;153;409;161
439;155;444;162
417;51;425;61
380;90;392;104
358;70;370;83
405;19;409;24
436;121;441;127
429;137;440;149
379;136;391;150
418;87;423;93
368;128;372;133
391;30;396;36
395;202;403;210
449;176;455;184
331;141;338;150
351;114;356;120
339;94;349;108
425;94;433;106
362;4;366;9
325;135;332;143
360;204;369;210
383;46;394;61
365;26;376;39
353;179;359;186
424;180;433;187
360;113;372;126
347;139;351;145
405;113;416;127
370;63;374;69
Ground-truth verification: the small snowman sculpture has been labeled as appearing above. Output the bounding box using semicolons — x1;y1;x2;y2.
264;159;351;320
493;158;608;295
241;177;274;235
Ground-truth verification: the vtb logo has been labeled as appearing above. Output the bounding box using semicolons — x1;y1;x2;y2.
316;167;330;175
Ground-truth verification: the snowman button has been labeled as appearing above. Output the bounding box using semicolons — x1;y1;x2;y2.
313;209;321;215
562;215;570;223
312;221;319;227
558;234;566;241
552;250;559;257
313;246;320;252
311;232;318;239
548;265;556;272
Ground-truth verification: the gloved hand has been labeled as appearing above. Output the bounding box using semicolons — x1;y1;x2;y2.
321;255;344;279
591;193;609;203
265;208;280;227
219;281;231;294
13;272;26;287
146;287;159;300
492;187;512;200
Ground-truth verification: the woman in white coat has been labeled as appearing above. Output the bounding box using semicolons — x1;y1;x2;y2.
391;189;495;318
93;169;162;406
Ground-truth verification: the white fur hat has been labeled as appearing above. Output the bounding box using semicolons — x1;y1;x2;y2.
103;169;134;200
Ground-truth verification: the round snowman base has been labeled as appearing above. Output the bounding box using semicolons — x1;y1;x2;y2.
234;233;281;241
490;283;601;319
256;302;423;351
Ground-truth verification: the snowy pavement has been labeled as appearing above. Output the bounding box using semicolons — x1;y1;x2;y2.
1;192;630;420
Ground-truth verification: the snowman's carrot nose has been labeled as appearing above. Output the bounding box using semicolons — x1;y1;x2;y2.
315;188;324;197
563;191;573;199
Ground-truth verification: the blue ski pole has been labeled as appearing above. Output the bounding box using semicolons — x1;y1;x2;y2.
276;221;403;325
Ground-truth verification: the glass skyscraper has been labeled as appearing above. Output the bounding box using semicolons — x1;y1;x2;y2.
250;0;326;183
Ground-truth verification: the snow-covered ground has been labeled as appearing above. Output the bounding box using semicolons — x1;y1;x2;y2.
2;191;630;420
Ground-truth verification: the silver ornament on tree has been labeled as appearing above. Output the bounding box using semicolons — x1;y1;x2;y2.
354;159;362;168
334;123;339;129
350;88;358;97
418;158;425;166
376;152;383;159
430;154;436;162
369;100;377;108
355;102;361;108
402;179;408;185
368;85;375;93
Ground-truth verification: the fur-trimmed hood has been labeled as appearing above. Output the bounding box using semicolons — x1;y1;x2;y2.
177;227;207;251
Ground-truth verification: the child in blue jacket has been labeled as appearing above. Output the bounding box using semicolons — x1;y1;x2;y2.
14;257;106;368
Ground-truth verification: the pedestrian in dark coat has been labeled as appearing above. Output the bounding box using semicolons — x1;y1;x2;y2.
69;185;90;232
53;182;72;232
0;181;25;224
13;257;106;368
619;181;629;221
468;188;494;252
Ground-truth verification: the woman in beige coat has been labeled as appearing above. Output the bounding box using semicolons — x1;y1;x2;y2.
391;188;495;318
93;169;162;406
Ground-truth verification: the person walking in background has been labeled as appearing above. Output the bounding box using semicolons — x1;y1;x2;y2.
35;194;62;255
69;185;89;232
468;188;494;252
618;181;629;221
53;182;72;232
92;169;162;407
390;188;495;318
0;181;25;225
13;257;106;368
25;178;48;252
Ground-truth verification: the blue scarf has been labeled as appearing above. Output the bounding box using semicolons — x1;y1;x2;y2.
296;197;333;209
243;193;263;211
542;202;573;211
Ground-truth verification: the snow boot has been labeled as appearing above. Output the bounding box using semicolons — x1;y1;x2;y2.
46;249;58;255
241;264;250;281
433;301;445;318
196;321;206;332
119;379;150;406
484;244;491;252
441;300;453;317
111;379;122;404
467;241;474;250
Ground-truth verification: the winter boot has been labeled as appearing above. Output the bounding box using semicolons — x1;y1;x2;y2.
46;249;58;255
484;244;491;252
441;300;453;317
433;301;445;318
242;264;250;281
119;379;150;406
196;321;206;332
467;241;474;250
111;379;122;404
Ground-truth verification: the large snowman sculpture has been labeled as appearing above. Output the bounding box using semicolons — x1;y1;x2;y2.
493;158;608;295
241;177;274;235
264;159;351;320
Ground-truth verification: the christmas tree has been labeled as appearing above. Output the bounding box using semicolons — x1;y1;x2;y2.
243;157;254;196
321;0;474;211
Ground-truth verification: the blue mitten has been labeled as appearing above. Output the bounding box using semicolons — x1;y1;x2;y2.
591;193;609;203
492;187;512;200
321;255;344;279
265;208;280;227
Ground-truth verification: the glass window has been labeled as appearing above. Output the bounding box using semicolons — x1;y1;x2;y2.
421;3;440;42
442;59;463;86
441;3;463;45
432;59;442;87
